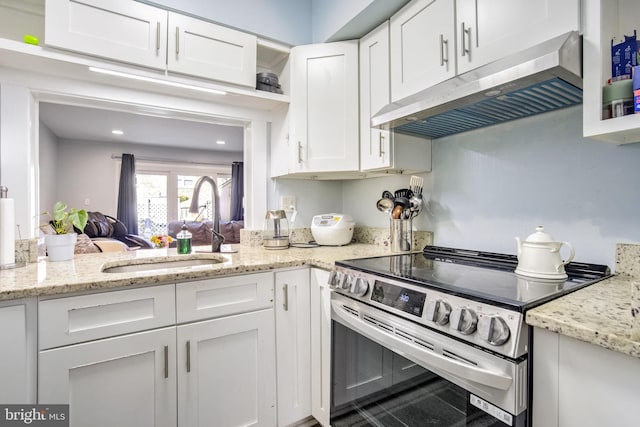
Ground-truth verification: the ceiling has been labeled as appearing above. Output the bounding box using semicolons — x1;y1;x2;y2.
38;103;245;152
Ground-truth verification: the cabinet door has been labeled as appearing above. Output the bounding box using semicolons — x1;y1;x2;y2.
390;0;455;102
360;21;393;171
360;22;433;173
167;12;257;87
275;269;311;426
290;41;359;173
45;0;167;70
456;0;580;74
177;310;276;427
310;269;331;426
39;327;177;427
0;299;37;404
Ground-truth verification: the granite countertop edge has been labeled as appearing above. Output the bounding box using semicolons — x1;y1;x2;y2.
526;274;640;359
0;244;393;301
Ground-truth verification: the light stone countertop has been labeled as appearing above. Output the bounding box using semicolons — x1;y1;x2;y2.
0;243;394;301
526;274;640;359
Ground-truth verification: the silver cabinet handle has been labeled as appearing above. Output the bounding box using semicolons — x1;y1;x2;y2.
176;26;180;55
186;340;191;373
297;141;303;163
379;133;385;157
163;345;169;379
440;34;448;66
156;22;160;52
283;284;289;311
461;22;471;58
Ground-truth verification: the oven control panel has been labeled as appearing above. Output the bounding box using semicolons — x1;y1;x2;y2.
329;267;526;359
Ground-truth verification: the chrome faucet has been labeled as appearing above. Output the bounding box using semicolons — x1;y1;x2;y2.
189;176;224;252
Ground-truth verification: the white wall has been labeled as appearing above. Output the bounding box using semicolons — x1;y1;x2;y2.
55;139;242;216
38;123;58;215
311;0;410;42
268;178;343;230
342;106;640;269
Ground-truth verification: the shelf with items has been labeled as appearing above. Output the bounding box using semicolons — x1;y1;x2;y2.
583;0;640;144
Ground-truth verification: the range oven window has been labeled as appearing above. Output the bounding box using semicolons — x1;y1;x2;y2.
331;321;524;427
370;281;426;317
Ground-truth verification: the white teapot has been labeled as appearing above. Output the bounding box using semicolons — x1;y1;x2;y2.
515;226;575;279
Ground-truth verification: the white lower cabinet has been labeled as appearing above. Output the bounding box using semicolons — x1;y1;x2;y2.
177;310;276;427
274;269;312;426
0;298;37;404
37;272;278;427
310;268;331;427
39;327;177;427
533;327;640;427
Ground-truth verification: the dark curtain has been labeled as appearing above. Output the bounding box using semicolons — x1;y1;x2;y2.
230;161;244;221
117;153;139;234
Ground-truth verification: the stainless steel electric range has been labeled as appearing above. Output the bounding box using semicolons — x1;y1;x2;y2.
329;245;610;427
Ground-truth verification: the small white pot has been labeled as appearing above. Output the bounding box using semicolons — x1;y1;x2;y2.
45;233;77;262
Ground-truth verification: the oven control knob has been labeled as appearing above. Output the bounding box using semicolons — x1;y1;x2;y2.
477;315;510;346
328;271;342;289
351;277;369;297
425;299;451;325
340;274;352;291
450;307;478;335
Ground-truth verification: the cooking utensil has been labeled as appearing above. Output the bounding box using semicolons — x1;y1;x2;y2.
394;188;413;198
409;176;424;196
515;226;575;279
382;190;394;200
376;197;394;215
391;205;404;219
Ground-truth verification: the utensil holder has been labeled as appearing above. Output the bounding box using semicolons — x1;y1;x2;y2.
391;218;412;252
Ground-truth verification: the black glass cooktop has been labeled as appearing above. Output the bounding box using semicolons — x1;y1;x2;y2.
336;246;611;311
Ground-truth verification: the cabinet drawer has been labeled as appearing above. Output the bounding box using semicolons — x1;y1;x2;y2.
39;284;176;350
176;273;273;323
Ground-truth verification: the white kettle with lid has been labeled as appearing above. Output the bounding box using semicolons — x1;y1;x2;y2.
515;226;575;279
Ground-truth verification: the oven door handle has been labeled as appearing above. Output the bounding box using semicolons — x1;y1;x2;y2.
332;301;513;391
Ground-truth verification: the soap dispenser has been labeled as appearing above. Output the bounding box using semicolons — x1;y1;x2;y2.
177;221;192;254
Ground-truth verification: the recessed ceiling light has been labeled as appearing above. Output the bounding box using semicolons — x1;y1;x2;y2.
112;130;124;135
216;140;226;145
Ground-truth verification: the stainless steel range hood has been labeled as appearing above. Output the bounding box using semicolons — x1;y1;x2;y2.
372;31;583;139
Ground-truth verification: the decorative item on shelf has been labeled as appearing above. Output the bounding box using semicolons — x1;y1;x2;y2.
256;72;283;94
611;30;638;81
634;65;640;114
39;201;88;262
150;234;174;249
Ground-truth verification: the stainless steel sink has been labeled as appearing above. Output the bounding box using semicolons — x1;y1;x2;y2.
102;257;225;273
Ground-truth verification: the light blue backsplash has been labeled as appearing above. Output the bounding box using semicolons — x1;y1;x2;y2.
342;105;640;269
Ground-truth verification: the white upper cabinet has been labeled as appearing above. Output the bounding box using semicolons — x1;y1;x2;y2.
360;21;431;173
45;0;168;70
390;0;580;102
390;0;455;102
456;0;580;74
45;0;259;88
583;0;640;144
167;12;257;87
290;41;359;174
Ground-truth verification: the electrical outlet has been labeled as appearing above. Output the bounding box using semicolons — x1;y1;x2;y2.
280;195;296;211
84;198;91;206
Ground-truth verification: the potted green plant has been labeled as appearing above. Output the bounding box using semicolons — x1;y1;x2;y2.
40;201;88;261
